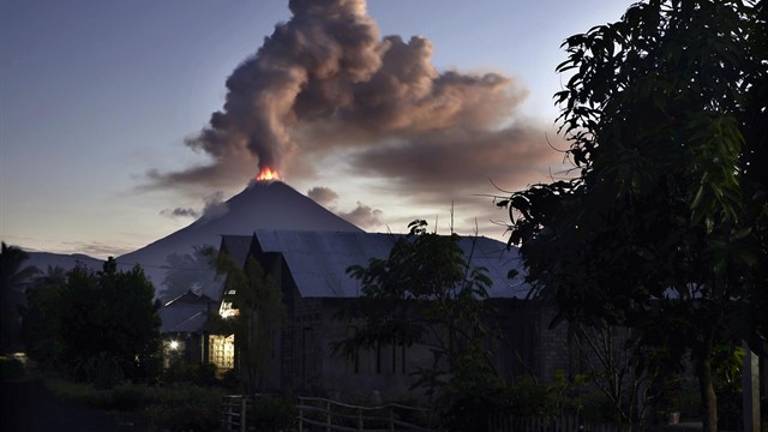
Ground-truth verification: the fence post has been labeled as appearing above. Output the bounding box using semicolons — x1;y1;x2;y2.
298;400;303;432
357;407;363;431
240;397;247;432
389;406;395;432
326;400;331;432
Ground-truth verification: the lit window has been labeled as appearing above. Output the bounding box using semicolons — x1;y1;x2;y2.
209;334;235;369
219;301;239;318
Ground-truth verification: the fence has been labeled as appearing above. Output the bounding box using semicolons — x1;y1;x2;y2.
221;395;250;432
221;394;435;432
297;396;434;432
489;414;622;432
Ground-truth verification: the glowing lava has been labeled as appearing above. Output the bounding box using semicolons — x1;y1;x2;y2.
255;167;280;181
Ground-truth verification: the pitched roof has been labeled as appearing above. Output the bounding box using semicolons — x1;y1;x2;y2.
159;290;216;333
220;235;253;267
251;230;530;299
163;290;216;307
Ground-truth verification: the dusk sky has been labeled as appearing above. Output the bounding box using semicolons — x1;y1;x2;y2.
1;0;630;258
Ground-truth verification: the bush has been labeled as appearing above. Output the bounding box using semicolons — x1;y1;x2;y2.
161;360;218;386
144;384;224;432
0;356;25;381
46;378;225;431
248;397;297;432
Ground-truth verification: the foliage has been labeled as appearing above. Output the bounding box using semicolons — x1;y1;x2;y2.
161;359;218;386
0;355;25;381
499;1;767;430
160;244;219;302
47;378;224;431
21;267;67;367
214;252;284;393
142;384;224;432
0;242;39;352
338;220;497;420
22;258;162;385
247;396;297;432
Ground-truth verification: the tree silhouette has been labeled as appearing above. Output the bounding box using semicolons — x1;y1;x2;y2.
499;1;767;430
0;242;39;352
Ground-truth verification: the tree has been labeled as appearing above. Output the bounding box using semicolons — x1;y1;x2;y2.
337;220;498;425
21;266;67;367
23;258;162;385
499;1;767;430
161;245;220;302
213;252;284;393
0;242;39;352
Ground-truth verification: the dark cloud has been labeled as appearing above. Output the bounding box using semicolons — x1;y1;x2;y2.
307;186;339;206
350;126;567;204
160;207;200;218
144;0;537;193
339;201;383;229
159;191;228;222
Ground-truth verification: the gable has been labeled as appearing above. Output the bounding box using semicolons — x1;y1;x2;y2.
251;230;530;299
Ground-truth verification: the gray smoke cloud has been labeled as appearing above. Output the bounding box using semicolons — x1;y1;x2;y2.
146;0;537;190
307;186;339;206
160;207;200;218
339;201;383;229
160;191;229;221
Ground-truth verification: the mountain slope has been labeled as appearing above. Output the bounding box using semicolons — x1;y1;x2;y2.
25;251;103;274
117;180;362;296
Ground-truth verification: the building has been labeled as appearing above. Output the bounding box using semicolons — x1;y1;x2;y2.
209;230;578;399
158;290;218;367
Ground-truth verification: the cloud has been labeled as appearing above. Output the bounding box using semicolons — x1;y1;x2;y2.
350;126;567;204
339;201;383;229
199;191;228;220
307;186;339;206
159;191;228;221
160;207;200;218
58;241;134;258
143;0;537;194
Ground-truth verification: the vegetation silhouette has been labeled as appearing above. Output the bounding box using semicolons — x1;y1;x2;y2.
499;0;767;430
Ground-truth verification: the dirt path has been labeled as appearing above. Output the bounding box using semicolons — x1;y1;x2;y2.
0;379;145;432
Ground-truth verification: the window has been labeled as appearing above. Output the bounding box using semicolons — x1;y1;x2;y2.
219;301;238;318
209;334;235;369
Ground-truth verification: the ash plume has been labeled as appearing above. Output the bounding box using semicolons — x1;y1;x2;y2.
339;201;383;229
147;0;542;191
307;186;339;206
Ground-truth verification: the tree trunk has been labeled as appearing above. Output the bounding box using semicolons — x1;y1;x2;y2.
696;355;718;432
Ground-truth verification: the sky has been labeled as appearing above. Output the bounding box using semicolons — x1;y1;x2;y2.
1;0;630;257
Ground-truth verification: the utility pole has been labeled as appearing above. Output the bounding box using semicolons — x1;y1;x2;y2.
742;342;761;432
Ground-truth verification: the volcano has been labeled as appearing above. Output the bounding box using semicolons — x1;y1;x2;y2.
117;181;362;297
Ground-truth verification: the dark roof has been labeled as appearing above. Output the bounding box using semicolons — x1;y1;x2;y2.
220;235;253;267
249;230;530;299
163;290;216;307
160;290;216;333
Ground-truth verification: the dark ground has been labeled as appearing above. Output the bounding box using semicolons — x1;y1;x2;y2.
0;379;145;432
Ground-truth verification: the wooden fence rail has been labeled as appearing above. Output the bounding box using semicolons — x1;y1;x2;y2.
221;394;435;432
296;396;434;432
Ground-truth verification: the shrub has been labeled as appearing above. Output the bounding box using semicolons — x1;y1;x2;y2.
248;396;297;432
0;356;25;381
161;360;218;386
144;384;224;432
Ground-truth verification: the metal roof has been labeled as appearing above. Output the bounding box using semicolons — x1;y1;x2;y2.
159;292;216;333
251;230;530;299
220;235;253;267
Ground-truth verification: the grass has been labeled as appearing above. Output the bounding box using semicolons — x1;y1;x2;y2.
45;378;225;431
0;355;26;381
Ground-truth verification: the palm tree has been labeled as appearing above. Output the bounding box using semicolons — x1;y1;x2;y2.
1;242;39;352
